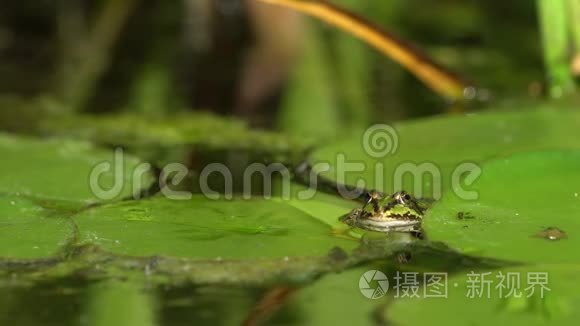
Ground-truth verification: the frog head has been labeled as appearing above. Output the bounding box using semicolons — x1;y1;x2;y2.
341;190;424;232
381;191;425;221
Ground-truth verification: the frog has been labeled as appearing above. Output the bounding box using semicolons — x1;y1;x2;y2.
340;190;425;233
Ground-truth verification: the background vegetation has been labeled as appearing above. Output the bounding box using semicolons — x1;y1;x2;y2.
1;0;579;325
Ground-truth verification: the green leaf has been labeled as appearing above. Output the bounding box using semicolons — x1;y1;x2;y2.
276;183;359;229
388;265;580;325
41;112;310;156
73;196;358;259
311;108;580;196
424;150;580;264
0;194;73;259
0;133;154;206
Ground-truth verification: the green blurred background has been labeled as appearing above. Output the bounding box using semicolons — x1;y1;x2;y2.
0;0;553;137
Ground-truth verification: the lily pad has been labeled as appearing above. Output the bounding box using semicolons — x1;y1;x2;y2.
0;195;73;259
41;112;310;156
275;183;360;228
423;150;580;264
388;265;580;325
73;196;358;259
311;108;580;197
0;133;154;206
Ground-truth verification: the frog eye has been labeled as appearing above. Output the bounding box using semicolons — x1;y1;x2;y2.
403;193;411;201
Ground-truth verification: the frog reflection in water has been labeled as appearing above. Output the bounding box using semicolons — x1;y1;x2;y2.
341;191;425;232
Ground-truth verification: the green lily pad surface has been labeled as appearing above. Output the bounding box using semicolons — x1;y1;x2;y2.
3;107;580;324
0;134;154;206
0;195;73;259
311;109;580;197
424;150;580;264
74;196;357;259
276;183;360;228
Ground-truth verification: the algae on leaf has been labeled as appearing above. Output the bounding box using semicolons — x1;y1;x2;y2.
41;112;311;157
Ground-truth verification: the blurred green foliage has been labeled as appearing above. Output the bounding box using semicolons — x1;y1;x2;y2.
1;1;580;325
0;0;556;126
